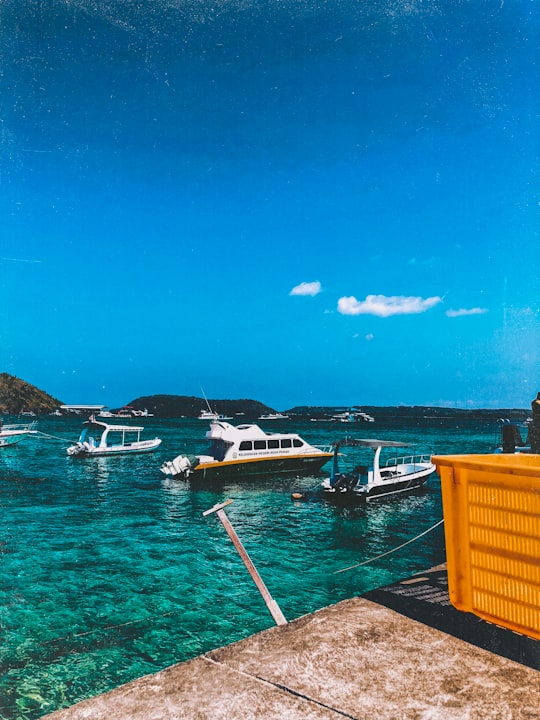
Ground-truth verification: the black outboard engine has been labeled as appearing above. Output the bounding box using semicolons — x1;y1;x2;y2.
501;424;524;453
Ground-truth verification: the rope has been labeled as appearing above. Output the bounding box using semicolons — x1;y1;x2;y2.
33;430;76;444
333;518;445;574
39;607;200;646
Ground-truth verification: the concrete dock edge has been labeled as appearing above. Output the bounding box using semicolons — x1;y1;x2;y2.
43;569;540;720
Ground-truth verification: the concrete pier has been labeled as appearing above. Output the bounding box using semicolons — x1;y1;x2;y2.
45;566;539;720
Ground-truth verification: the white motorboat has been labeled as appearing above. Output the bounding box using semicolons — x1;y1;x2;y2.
258;413;289;420
0;421;37;448
331;409;375;423
197;409;233;421
131;408;153;417
97;407;154;419
196;388;233;421
67;418;162;457
321;438;435;501
161;421;333;480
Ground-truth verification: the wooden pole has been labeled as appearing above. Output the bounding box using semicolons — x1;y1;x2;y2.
203;500;287;626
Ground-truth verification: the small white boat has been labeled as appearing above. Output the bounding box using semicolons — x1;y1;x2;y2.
98;407;154;419
161;421;333;480
321;438;435;501
0;421;37;448
258;413;289;420
331;409;375;423
196;388;233;421
67;418;162;457
197;409;233;421
131;408;153;417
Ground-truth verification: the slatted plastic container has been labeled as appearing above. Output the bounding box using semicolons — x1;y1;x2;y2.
432;453;540;640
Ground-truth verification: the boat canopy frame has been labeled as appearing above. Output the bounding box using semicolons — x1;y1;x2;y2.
80;420;146;447
329;437;424;487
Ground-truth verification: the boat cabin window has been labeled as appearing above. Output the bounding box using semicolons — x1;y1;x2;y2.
237;438;301;451
208;439;231;461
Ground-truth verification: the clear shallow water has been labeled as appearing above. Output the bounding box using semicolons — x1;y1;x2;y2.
0;415;499;719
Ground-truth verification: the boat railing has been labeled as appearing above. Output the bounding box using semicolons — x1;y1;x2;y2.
2;421;38;432
315;444;334;453
385;453;432;467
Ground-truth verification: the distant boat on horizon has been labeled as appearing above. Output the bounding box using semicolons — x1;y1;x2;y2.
331;409;375;423
98;406;154;419
197;409;233;421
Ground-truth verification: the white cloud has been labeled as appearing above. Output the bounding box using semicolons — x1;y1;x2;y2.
289;281;321;297
446;307;488;318
337;294;442;317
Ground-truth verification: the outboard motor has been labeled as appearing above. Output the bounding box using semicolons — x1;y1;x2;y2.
160;454;199;477
501;424;524;453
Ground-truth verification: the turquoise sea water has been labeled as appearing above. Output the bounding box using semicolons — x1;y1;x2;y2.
0;415;503;719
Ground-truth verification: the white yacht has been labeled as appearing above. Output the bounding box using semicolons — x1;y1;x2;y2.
258;413;289;420
161;421;333;480
67;418;162;457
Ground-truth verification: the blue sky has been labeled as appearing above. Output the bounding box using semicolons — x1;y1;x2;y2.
1;1;538;410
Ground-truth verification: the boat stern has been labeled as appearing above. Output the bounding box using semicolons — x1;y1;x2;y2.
67;442;89;456
160;454;200;478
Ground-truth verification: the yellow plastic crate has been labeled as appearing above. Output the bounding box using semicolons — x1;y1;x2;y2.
432;453;540;640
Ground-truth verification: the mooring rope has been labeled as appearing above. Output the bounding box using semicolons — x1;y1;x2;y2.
33;430;76;444
333;518;445;574
39;607;200;646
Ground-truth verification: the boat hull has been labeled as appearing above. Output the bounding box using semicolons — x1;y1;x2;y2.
0;431;30;447
363;470;433;500
68;440;162;457
187;453;331;480
0;423;36;448
323;466;435;502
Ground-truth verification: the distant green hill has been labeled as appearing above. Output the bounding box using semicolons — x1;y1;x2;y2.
0;373;62;414
127;394;274;419
0;375;530;421
288;404;529;421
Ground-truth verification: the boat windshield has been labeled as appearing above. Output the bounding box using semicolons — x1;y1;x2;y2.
207;438;232;461
79;425;103;446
